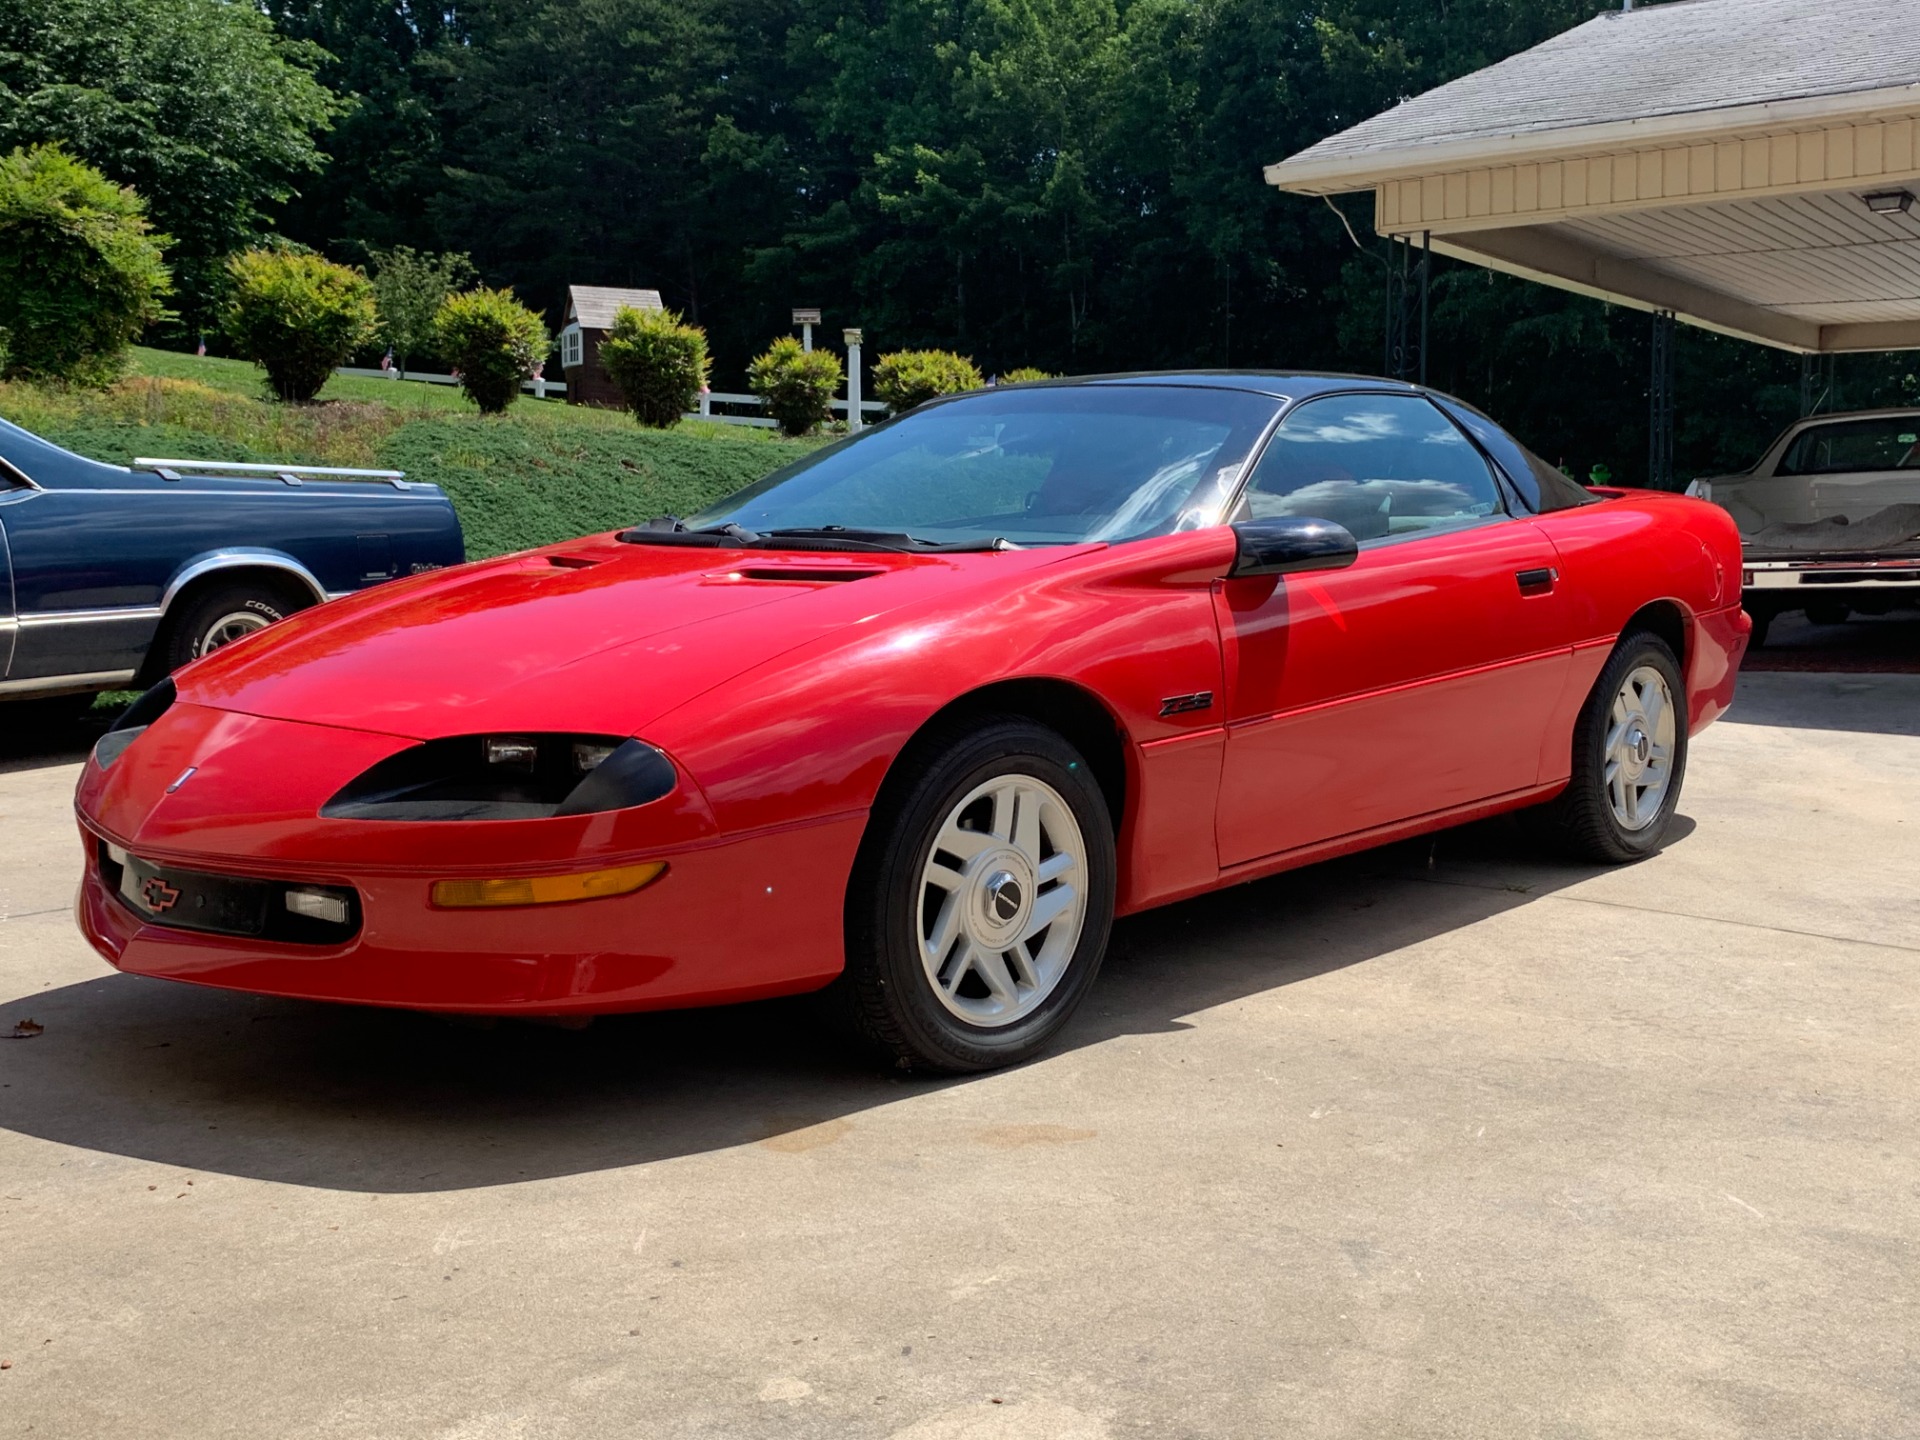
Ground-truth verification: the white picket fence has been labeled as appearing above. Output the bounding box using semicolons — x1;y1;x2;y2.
334;367;887;427
691;391;886;428
336;366;566;400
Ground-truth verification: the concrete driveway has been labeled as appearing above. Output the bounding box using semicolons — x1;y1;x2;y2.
1;674;1915;1440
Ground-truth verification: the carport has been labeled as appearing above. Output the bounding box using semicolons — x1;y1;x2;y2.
1265;0;1920;488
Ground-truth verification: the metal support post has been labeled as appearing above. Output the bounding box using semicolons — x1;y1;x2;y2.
1648;309;1676;490
1383;234;1431;384
1799;353;1836;417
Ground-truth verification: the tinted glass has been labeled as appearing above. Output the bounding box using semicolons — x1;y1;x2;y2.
1431;395;1598;510
1779;418;1920;476
1242;393;1503;541
684;386;1279;546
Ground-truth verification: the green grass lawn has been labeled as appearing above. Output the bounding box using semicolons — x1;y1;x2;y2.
0;347;819;558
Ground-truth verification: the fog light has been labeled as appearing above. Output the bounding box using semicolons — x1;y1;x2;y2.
430;862;667;909
285;886;352;926
571;741;618;773
484;736;539;768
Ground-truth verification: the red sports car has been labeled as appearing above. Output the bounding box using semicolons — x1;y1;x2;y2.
75;374;1749;1072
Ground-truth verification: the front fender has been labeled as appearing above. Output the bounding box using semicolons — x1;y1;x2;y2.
162;548;330;612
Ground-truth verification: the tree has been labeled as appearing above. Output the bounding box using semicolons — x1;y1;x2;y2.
371;246;475;378
598;306;711;427
0;0;335;336
0;144;171;385
221;247;377;402
433;287;548;414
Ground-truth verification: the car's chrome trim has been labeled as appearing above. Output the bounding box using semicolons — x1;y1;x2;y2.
0;454;42;491
1745;557;1920;589
161;551;329;610
0;670;136;697
16;605;164;627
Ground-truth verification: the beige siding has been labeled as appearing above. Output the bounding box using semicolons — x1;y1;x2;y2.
1374;112;1920;237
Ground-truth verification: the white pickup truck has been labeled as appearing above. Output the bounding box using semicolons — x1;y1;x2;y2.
1688;408;1920;646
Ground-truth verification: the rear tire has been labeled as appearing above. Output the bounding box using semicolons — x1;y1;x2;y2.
834;717;1116;1074
1528;630;1688;864
162;579;305;672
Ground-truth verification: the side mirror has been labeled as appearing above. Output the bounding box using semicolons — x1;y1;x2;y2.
1229;517;1359;578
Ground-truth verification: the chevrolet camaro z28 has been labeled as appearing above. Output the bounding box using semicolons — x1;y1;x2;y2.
75;374;1750;1073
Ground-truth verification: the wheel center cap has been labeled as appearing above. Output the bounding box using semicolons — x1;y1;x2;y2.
1628;725;1651;767
985;871;1024;923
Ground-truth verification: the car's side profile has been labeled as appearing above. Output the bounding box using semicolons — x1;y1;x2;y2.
73;374;1749;1072
0;417;463;708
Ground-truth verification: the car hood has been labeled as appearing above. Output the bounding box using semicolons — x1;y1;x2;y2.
178;535;1083;740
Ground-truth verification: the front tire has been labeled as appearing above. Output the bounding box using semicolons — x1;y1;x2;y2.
1530;630;1688;864
837;717;1117;1074
162;580;304;672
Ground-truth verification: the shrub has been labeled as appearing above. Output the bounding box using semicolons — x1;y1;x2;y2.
598;305;711;427
873;349;983;412
748;335;843;437
221;247;376;402
433;287;549;415
0;144;171;386
1000;366;1057;384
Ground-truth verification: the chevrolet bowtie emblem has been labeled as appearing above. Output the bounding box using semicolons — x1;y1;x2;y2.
140;876;181;913
165;766;198;793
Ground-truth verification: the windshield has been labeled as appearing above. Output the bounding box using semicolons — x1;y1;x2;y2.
683;385;1281;546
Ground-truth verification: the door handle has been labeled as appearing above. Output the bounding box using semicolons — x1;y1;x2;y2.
1515;566;1558;595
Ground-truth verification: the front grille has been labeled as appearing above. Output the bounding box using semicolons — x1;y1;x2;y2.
100;843;361;947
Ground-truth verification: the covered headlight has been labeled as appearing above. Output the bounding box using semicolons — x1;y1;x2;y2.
320;733;677;821
92;678;176;770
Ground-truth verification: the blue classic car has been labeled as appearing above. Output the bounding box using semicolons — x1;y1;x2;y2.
0;417;464;707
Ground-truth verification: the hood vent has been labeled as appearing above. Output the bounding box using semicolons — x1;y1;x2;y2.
732;566;884;585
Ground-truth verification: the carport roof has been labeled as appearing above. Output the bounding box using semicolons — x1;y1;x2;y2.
1266;0;1920;354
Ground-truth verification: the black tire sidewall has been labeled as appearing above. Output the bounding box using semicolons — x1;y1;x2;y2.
166;586;293;670
851;719;1117;1073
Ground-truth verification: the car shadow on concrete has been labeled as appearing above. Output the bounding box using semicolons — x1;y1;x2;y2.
0;814;1690;1193
0;700;114;774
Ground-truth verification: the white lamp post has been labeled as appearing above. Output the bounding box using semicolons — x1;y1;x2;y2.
843;328;864;432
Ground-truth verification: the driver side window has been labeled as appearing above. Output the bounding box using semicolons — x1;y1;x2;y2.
1241;393;1504;542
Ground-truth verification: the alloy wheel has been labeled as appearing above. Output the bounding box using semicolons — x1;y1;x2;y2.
1604;664;1676;832
917;774;1088;1027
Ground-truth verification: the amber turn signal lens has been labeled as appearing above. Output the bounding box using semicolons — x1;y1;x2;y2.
430;862;667;909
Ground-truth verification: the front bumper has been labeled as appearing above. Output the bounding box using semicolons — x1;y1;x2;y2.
76;812;862;1013
73;699;861;1013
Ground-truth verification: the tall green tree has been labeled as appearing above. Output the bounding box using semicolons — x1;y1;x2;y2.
370;245;475;377
262;0;456;253
0;0;335;335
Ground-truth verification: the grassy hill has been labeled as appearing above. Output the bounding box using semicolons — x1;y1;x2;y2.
0;348;819;558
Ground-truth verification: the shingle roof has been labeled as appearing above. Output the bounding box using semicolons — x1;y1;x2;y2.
1275;0;1920;175
565;286;664;331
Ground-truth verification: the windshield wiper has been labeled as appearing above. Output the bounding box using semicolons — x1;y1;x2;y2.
761;527;1017;553
617;517;762;547
619;518;1016;553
